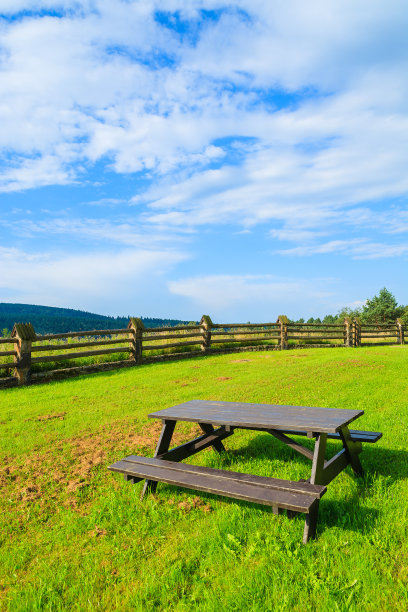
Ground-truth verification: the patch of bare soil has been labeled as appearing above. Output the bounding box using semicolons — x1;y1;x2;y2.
36;412;67;422
168;496;212;513
230;359;252;363
172;378;199;387
1;419;202;512
336;359;384;369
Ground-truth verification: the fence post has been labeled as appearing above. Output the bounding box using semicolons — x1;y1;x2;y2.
11;323;36;385
344;317;352;347
396;318;405;344
128;317;144;364
200;315;212;354
352;319;361;347
277;316;289;350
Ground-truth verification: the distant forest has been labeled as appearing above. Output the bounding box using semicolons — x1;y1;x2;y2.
0;303;194;335
1;289;406;336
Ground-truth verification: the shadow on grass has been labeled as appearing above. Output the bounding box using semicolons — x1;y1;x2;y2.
220;432;408;484
142;481;379;540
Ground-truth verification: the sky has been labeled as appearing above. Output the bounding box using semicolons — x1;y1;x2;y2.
0;0;407;322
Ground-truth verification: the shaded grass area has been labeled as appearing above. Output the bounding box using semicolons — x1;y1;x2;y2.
1;346;408;610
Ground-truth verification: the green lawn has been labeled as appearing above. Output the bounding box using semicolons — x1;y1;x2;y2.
1;346;408;611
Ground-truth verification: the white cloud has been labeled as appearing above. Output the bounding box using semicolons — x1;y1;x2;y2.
168;273;334;318
0;0;408;266
277;239;408;259
0;245;188;312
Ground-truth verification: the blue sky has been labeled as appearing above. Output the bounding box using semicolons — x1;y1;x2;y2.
0;0;407;321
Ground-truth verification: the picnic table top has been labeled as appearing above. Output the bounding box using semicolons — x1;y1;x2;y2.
149;399;364;434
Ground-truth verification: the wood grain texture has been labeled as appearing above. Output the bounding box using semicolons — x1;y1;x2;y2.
109;455;326;512
149;400;364;434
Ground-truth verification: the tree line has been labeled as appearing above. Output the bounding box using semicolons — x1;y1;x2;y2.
0;288;406;337
292;288;408;325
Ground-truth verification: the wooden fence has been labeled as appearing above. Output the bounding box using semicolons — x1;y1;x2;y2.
0;315;405;389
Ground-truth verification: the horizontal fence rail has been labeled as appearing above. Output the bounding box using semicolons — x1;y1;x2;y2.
0;316;405;388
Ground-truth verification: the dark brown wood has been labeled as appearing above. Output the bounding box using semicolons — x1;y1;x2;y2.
210;337;276;344
271;428;382;443
338;426;364;477
109;456;326;513
144;332;203;341
0;338;18;345
31;338;129;352
149;400;364;434
144;325;201;333
158;427;233;462
142;340;202;350
38;329;129;340
141;420;177;498
267;429;314;461
320;449;349;485
199;423;227;453
0;361;15;369
0;350;17;357
310;433;327;485
211;330;279;336
31;346;130;363
212;323;278;329
303;499;320;543
287;336;344;341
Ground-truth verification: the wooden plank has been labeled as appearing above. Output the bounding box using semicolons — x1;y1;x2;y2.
272;428;382;443
143;332;203;341
339;426;364;477
149;400;364;434
109;456;326;512
142;340;202;350
31;338;130;352
360;334;395;338
199;423;226;453
0;338;18;345
211;330;280;336
141;420;176;497
303;499;320;543
38;329;130;340
288;334;344;341
212;323;278;329
0;362;15;369
210;337;276;344
310;433;327;485
320;449;348;485
158;427;234;462
119;456;326;497
0;350;17;357
31;346;130;363
267;429;314;461
144;325;201;333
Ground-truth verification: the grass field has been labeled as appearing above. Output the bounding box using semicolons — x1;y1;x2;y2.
1;346;407;611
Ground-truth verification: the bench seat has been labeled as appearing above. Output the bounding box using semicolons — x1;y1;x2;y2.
277;429;382;443
109;455;327;542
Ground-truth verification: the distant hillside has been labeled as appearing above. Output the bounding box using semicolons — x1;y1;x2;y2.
0;303;194;335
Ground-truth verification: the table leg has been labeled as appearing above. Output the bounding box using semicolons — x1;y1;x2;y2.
339;425;364;477
199;423;227;453
310;433;327;485
303;499;320;543
141;419;176;499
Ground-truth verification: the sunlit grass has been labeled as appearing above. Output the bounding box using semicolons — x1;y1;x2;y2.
0;346;407;610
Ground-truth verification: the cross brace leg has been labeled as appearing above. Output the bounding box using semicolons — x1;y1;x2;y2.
199;423;227;453
141;420;176;499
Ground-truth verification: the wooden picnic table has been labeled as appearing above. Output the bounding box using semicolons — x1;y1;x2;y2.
109;400;382;543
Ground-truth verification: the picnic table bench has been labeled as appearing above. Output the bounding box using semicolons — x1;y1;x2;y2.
109;400;382;543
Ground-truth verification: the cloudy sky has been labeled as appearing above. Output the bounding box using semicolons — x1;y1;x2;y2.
0;0;407;321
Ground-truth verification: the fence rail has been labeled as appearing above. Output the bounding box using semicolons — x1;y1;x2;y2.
0;315;405;389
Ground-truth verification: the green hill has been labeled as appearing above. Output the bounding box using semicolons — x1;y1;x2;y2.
0;303;193;335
